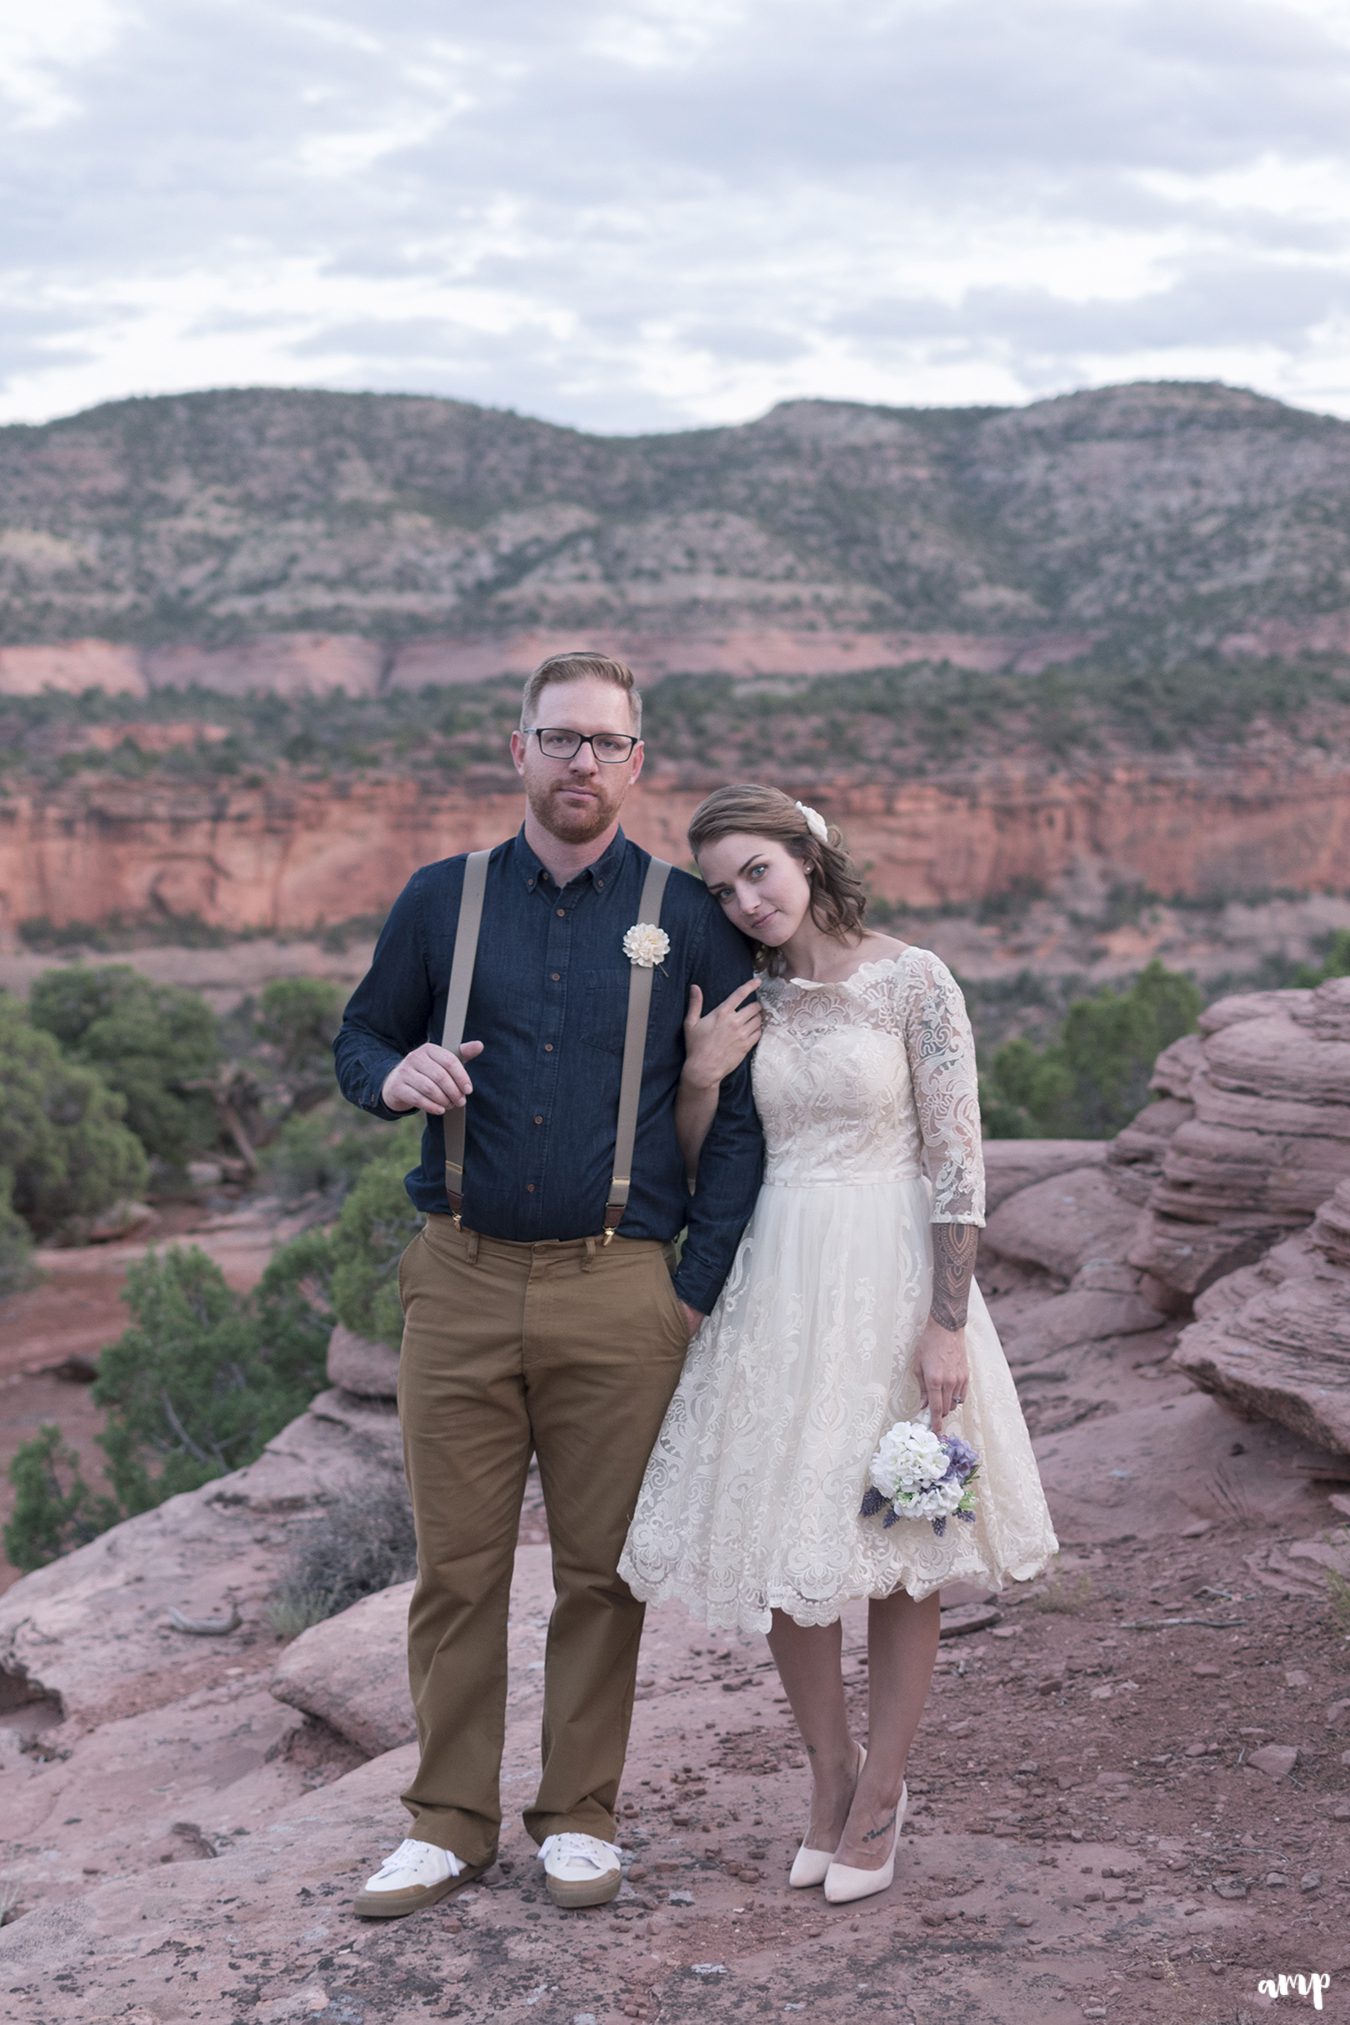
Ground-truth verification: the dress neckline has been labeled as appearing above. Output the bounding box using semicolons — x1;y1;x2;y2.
765;949;919;993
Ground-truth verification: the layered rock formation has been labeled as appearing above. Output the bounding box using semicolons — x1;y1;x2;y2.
1091;977;1350;1452
5;744;1350;938
1172;1183;1350;1452
3;380;1350;667
1120;977;1350;1296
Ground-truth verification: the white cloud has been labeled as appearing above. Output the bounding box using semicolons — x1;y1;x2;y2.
0;0;1348;429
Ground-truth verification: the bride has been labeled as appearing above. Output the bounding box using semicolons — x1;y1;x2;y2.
618;784;1058;1903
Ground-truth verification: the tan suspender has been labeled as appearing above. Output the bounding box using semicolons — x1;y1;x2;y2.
440;848;673;1240
604;853;671;1241
440;848;490;1221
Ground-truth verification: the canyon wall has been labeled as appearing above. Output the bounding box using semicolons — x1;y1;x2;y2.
3;748;1348;941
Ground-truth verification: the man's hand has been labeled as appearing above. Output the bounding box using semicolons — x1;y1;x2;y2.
381;1040;484;1116
679;1302;705;1340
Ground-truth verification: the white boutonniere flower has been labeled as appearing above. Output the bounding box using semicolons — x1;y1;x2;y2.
623;922;670;968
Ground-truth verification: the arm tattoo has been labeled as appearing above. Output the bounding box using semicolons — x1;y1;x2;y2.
930;1223;979;1331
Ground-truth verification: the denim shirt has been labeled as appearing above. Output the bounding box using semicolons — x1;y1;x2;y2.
333;826;764;1315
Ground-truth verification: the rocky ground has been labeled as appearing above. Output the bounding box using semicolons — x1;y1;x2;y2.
2;981;1349;2024
0;1320;1345;2025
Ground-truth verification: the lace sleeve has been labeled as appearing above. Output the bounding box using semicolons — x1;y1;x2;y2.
899;952;986;1226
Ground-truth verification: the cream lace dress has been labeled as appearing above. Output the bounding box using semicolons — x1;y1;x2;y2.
619;948;1059;1634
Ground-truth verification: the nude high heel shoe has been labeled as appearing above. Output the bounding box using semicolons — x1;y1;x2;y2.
788;1744;866;1889
822;1779;908;1904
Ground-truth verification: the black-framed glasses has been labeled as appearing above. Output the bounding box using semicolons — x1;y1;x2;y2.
529;727;640;763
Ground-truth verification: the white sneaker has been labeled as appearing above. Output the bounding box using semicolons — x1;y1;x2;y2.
353;1836;484;1918
537;1831;623;1908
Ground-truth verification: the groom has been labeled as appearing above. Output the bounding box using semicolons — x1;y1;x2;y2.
333;650;762;1914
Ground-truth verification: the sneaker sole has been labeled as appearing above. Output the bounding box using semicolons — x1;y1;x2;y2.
545;1867;622;1909
353;1858;492;1919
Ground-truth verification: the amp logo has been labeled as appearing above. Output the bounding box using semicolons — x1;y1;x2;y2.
1257;1973;1332;2011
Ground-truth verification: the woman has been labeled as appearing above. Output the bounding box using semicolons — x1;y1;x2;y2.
618;785;1058;1904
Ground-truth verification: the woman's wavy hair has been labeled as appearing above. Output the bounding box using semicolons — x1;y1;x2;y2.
687;783;867;970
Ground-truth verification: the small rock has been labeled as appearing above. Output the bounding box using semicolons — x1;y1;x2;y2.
1180;1520;1213;1538
667;1891;693;1906
1192;1663;1222;1677
690;1964;728;1977
1212;1878;1248;1899
1300;1871;1322;1893
1264;1872;1288;1887
1331;1801;1350;1821
1283;1667;1309;1688
1013;1915;1035;1928
1326;1697;1350;1727
1247;1744;1298;1780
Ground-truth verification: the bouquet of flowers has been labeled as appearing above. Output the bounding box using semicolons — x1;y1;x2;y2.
859;1411;981;1537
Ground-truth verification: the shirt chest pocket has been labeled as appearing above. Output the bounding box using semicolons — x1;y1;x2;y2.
580;965;674;1056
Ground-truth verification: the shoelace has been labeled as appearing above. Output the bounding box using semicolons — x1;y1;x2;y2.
538;1832;621;1874
375;1838;463;1879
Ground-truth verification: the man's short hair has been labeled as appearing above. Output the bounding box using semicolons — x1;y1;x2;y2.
520;651;642;736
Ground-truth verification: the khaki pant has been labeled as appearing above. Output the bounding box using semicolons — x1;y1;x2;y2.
395;1214;690;1866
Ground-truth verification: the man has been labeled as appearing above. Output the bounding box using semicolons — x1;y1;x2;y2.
333;650;763;1915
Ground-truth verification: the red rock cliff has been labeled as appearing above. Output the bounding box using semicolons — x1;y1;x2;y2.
3;748;1348;941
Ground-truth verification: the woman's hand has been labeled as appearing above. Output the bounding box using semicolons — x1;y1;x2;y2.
682;979;762;1090
915;1318;969;1430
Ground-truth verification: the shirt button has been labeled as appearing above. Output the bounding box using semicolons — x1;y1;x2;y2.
526;1183;535;1194
556;907;566;918
551;971;560;982
533;1114;543;1125
544;1043;554;1053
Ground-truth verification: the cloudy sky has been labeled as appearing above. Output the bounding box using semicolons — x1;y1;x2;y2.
2;0;1349;433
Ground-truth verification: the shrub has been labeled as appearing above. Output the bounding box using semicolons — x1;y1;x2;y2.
981;960;1202;1139
0;1169;35;1297
261;1103;418;1207
93;1240;334;1516
1293;929;1350;988
4;1426;119;1573
269;1473;417;1635
29;964;221;1168
0;996;148;1238
253;976;342;1084
329;1154;423;1349
4;1232;337;1574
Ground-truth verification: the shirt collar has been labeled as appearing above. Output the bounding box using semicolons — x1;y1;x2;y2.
511;824;629;894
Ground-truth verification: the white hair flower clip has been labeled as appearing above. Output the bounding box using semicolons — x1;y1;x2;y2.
794;801;829;844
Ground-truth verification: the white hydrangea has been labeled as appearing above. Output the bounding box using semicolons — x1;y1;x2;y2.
622;922;670;967
868;1418;964;1521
